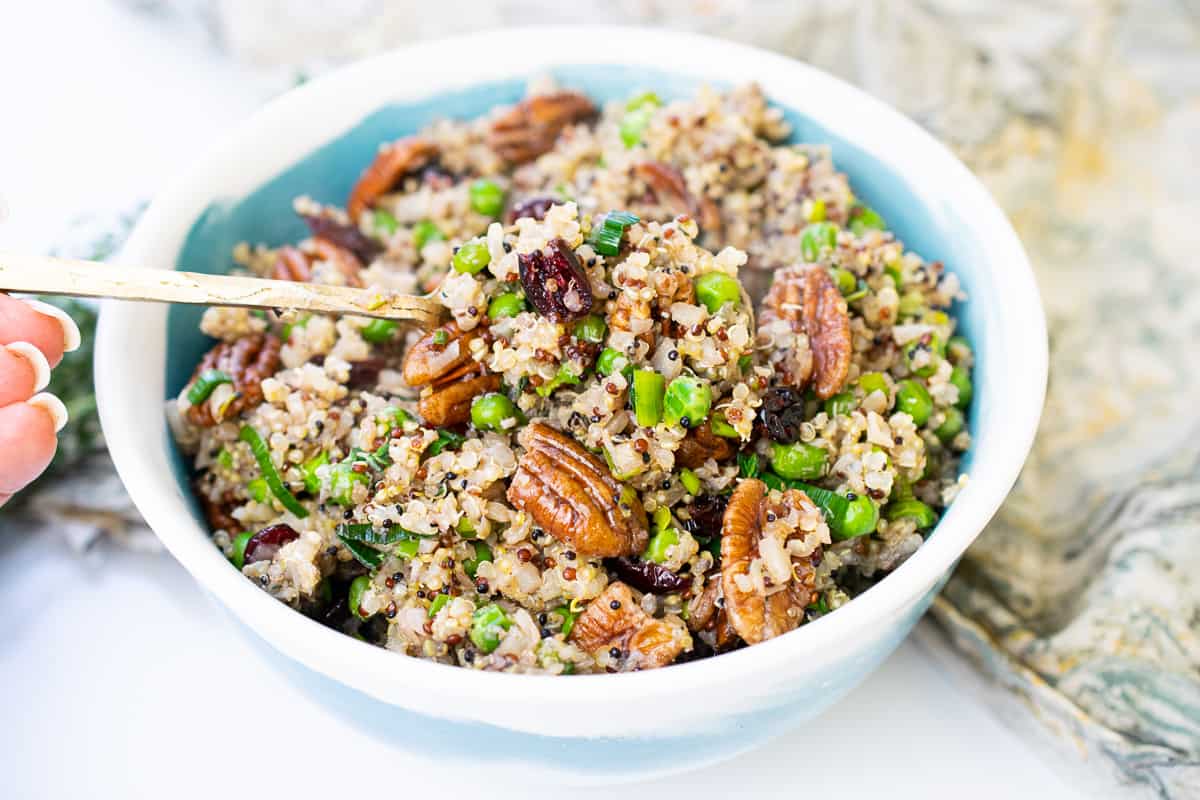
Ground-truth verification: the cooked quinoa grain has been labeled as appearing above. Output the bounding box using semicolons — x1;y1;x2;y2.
173;81;971;674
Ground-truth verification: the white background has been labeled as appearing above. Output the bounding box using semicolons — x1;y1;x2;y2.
0;2;1082;796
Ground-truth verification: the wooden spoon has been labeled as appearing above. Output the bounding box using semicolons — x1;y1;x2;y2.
0;253;447;329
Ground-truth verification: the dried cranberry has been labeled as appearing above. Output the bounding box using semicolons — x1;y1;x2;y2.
244;523;300;564
347;357;385;389
678;494;728;540
757;387;807;444
607;557;689;594
504;195;557;225
517;238;593;322
300;214;382;264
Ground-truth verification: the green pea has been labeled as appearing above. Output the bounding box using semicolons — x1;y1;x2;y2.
412;219;444;250
769;441;827;481
464;541;493;578
886;499;938;530
246;478;269;503
935;407;965;442
709;413;740;438
230;531;253;569
824;391;856;418
361;318;398;344
951;365;972;409
328;462;370;506
470;603;512;653
693;272;742;314
574;314;607;344
300;451;329;494
381;407;415;434
848;203;886;235
631;369;665;427
487;292;526;319
830;268;857;296
857;372;889;398
903;334;943;378
428;593;451;618
625;90;662;111
452;240;491;275
836;494;879;540
372;209;399;236
643;527;679;564
216;447;234;471
946;336;971;364
800;222;838;262
679;468;701;496
348;575;372;620
895;379;933;426
596;347;631;378
469;179;505;217
471;392;524;432
663;376;712;428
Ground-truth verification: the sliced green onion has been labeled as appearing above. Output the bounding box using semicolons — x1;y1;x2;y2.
186;369;232;405
394;537;420;559
464;541;493;579
806;197;827;222
327;462;370;506
620;106;655;148
281;314;311;341
643;527;679;564
336;522;424;547
596;348;631;378
428;593;451;618
679;468;701;496
349;575;373;618
216;447;234;471
426;429;466;457
470;603;512;653
709;412;740;439
588;211;639;256
848;203;887;235
553;604;579;638
238;425;308;518
300;451;329;494
340;536;384;570
625;91;662;111
738;452;760;479
535;364;583;398
246;478;269;503
800;222;838;262
844;284;869;304
631;369;665;427
230;531;253;570
574;314;607;344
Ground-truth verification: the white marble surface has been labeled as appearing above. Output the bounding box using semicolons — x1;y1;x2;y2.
0;2;1082;796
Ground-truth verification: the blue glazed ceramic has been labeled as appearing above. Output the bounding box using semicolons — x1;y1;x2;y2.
97;27;1045;783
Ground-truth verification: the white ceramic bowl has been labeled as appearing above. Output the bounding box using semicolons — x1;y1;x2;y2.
96;26;1046;782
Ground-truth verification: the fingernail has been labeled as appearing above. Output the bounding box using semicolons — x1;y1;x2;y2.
5;342;50;392
21;299;81;353
28;392;68;433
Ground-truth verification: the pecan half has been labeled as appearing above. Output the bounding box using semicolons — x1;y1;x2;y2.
570;581;690;670
488;91;597;165
634;161;723;241
272;240;364;287
720;479;820;645
675;420;735;469
272;246;311;282
197;482;238;533
401;322;496;427
418;372;501;427
608;291;654;347
507;422;649;557
185;333;282;426
309;238;365;288
760;265;851;398
347;137;439;222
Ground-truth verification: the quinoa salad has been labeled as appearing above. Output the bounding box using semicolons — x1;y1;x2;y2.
172;82;973;674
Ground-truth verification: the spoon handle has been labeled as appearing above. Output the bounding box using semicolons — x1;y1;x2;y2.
0;253;445;328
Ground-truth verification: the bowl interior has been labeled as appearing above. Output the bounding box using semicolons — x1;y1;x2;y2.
164;64;994;531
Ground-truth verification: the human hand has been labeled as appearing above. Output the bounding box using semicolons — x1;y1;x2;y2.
0;293;80;507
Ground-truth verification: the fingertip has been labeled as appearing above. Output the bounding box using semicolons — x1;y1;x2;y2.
0;402;58;494
5;342;51;392
21;299;81;354
28;392;69;433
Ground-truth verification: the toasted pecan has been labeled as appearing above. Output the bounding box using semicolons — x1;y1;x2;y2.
418;372;501;428
570;582;689;670
488;91;597;165
761;265;851;398
185;333;282;426
720;479;819;645
634;161;723;241
507;422;649;557
402;322;496;426
347;137;439;222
